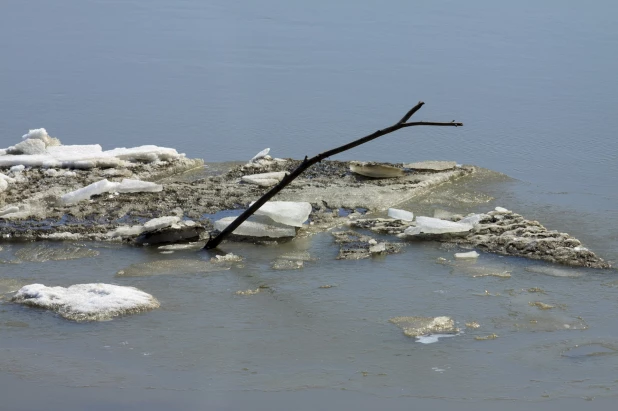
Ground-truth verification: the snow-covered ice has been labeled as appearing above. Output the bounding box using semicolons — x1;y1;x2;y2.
404;216;473;236
214;216;297;238
494;206;510;214
387;208;414;221
241;171;288;187
250;201;312;227
8;139;47;155
10;165;25;173
11;283;160;321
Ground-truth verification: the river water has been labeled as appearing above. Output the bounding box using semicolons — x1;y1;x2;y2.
1;1;618;409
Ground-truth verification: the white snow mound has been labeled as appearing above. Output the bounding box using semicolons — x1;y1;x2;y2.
11;283;160;321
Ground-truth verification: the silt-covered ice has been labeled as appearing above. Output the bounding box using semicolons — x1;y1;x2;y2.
11;283;160;321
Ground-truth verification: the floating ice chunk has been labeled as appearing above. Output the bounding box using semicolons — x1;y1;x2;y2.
241;171;288;187
44;169;59;177
369;242;387;253
11;283;160;321
59;179;119;205
142;216;181;232
10;165;25;173
8;139;47;155
250;148;270;163
349;161;404;178
64;171;77;177
387;208;414;221
250;201;312;227
494;206;510;214
404;216;473;236
214;216;297;238
116;179;163;193
455;251;479;259
0;205;19;217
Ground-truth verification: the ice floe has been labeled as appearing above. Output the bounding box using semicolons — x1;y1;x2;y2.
11;283;160;321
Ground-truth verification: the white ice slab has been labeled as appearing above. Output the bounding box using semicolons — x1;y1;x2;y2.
0;205;19;217
250;201;312;227
455;251;479;259
494;206;510;214
404;216;473;236
11;283;160;321
59;179;119;205
387;208;414;221
143;216;181;232
108;225;146;238
214;216;297;238
241;171;288;187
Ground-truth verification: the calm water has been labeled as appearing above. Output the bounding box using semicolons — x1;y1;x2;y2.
1;1;618;409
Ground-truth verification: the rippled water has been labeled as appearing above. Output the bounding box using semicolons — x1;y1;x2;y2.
1;1;618;409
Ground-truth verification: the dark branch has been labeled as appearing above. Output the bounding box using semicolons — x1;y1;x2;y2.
398;101;424;124
204;103;462;250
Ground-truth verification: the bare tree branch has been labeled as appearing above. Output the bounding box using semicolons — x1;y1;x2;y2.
204;103;462;250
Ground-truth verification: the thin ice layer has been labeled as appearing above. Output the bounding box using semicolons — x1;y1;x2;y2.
250;201;312;227
241;171;288;187
11;283;160;321
214;215;297;238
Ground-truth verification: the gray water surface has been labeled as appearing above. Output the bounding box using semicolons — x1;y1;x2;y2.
1;1;618;409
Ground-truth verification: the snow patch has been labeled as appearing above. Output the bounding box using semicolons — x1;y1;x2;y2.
11;283;160;321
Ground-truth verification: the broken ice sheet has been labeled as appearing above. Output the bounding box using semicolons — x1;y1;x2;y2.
116;259;229;277
11;283;160;321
